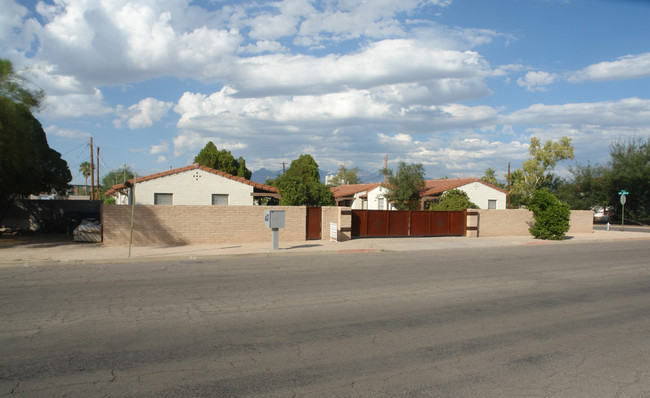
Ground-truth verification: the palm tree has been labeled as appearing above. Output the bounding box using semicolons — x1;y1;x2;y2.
79;162;91;195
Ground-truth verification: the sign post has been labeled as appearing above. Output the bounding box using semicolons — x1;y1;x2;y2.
265;210;285;250
618;190;629;231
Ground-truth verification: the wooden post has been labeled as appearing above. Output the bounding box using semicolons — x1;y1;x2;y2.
128;173;136;258
96;146;100;200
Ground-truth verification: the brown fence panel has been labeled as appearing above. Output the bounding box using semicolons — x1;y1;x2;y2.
367;210;389;237
352;210;368;237
430;212;450;235
410;211;430;236
448;210;467;236
388;211;410;237
306;206;322;240
351;209;466;238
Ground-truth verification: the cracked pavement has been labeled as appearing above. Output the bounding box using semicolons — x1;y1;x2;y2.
1;240;649;397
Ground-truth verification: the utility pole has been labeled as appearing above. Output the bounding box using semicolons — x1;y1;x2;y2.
96;146;100;200
89;137;95;200
282;161;286;174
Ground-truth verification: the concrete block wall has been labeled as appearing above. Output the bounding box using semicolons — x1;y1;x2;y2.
471;209;593;237
102;205;307;246
320;206;352;242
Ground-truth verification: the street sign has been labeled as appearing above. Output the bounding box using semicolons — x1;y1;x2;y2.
618;190;629;231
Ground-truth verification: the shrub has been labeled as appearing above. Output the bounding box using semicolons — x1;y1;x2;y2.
427;189;477;211
528;188;570;240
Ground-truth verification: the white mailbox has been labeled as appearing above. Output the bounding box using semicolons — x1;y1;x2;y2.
264;210;285;229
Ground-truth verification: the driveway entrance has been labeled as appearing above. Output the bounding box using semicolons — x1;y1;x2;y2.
352;210;466;238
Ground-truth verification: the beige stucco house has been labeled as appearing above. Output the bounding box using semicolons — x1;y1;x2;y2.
331;178;507;210
106;164;279;205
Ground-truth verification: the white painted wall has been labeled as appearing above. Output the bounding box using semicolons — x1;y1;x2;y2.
134;169;254;205
456;182;506;210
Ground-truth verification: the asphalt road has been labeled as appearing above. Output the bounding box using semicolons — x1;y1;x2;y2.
1;240;649;397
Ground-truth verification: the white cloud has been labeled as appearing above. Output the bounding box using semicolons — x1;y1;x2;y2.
45;125;91;139
569;52;650;82
517;71;559;92
40;88;112;118
114;98;173;130
150;141;170;155
229;39;491;97
506;97;650;127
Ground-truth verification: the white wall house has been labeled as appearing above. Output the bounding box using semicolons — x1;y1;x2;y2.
106;164;279;205
331;178;507;210
421;178;507;210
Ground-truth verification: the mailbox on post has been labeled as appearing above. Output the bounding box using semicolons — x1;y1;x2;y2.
264;210;285;250
264;210;285;229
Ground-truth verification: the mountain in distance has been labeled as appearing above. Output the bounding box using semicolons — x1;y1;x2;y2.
251;168;384;184
251;168;282;184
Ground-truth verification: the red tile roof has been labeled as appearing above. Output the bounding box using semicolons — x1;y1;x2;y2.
105;164;278;196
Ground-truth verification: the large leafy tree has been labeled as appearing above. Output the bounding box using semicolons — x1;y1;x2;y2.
194;141;252;179
604;137;649;223
555;162;608;210
102;165;135;191
327;165;362;186
0;59;71;223
512;136;574;200
382;162;425;210
270;154;334;206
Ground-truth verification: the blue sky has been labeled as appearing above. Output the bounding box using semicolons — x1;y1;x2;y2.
3;0;649;185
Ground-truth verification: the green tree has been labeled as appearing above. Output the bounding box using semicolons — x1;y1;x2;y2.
382;162;425;210
481;168;501;187
102;165;135;192
1;59;71;223
270;154;334;206
427;189;477;211
194;141;251;178
0;59;44;110
79;161;91;195
512;136;575;199
328;165;362;186
528;188;571;240
604;137;650;223
555;162;608;210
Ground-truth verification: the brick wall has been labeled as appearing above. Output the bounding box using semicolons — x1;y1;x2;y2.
320;206;352;242
102;205;307;246
471;209;593;237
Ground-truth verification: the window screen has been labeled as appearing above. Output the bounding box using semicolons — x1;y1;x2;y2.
154;193;173;205
378;198;385;210
488;199;497;209
212;194;229;205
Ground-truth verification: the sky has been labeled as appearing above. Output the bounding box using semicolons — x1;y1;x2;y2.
2;0;650;185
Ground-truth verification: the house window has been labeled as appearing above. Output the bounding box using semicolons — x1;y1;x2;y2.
212;194;229;205
154;193;173;205
378;197;385;210
488;199;497;209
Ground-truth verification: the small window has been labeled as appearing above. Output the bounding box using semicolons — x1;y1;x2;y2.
378;197;385;210
154;193;173;205
212;194;229;205
488;199;497;209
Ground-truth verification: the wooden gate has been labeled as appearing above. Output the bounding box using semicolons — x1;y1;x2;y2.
351;210;466;238
306;207;322;240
